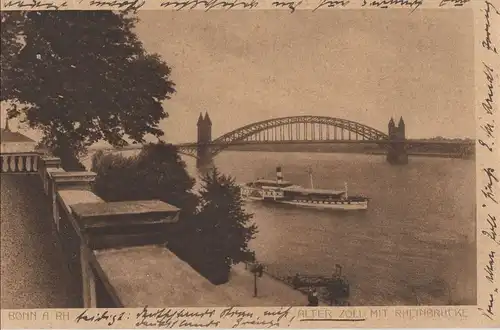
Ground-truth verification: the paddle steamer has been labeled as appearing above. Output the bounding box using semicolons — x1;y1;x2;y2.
240;167;369;210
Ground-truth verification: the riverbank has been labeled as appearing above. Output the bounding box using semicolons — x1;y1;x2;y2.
225;147;473;160
255;266;335;306
224;263;315;306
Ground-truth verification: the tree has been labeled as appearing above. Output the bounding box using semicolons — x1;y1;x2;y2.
1;11;175;170
189;168;258;282
1;12;24;103
91;142;198;216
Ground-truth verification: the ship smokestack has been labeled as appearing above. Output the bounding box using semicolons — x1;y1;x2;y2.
276;166;283;184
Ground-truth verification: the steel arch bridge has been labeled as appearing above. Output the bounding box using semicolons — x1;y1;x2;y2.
177;116;389;159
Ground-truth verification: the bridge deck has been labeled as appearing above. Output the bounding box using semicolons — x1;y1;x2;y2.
1;175;79;308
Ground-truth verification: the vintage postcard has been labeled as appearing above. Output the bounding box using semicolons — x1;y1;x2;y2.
0;0;498;329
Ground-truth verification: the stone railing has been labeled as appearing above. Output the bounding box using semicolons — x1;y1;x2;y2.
0;152;41;173
34;156;182;308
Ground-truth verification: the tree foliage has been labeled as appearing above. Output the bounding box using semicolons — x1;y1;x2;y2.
91;142;198;215
1;12;24;103
194;168;258;266
168;167;258;284
1;11;175;168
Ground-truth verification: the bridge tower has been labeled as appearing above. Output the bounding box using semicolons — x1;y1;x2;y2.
386;117;408;165
197;112;213;167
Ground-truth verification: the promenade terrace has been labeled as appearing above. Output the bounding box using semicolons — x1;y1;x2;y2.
0;126;310;308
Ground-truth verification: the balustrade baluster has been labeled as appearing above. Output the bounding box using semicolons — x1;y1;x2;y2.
26;156;32;172
4;156;10;172
33;155;39;172
9;156;16;172
17;155;24;172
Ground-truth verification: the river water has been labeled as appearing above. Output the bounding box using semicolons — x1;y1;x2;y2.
84;150;476;306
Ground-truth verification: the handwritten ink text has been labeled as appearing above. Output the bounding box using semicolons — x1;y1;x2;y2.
272;0;302;13
89;0;145;11
479;291;497;320
482;167;499;204
75;309;128;327
485;250;495;283
3;0;67;10
362;0;422;12
482;1;500;54
439;0;470;7
313;0;349;11
160;0;259;11
482;213;500;245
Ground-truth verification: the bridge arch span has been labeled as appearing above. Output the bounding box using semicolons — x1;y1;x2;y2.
214;116;388;144
210;116;388;155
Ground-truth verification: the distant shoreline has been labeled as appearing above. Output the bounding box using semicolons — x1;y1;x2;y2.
223;147;474;160
88;144;475;160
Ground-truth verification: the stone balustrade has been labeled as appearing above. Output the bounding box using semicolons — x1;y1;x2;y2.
0;152;41;173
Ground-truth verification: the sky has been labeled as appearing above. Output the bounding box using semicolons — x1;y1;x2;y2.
1;9;475;144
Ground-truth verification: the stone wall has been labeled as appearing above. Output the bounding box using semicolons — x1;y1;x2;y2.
35;155;183;307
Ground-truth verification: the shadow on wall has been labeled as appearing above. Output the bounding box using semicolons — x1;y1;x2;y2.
166;231;230;285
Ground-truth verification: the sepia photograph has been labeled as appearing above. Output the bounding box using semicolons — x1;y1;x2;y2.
1;8;477;313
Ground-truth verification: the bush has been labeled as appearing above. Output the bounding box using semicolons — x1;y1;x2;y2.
91;150;141;201
91;142;198;216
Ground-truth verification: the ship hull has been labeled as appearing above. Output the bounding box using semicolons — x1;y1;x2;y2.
240;188;369;211
276;199;368;210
